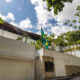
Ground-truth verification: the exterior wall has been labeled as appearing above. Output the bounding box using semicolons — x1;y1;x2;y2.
35;56;55;80
0;36;35;80
65;65;80;76
0;29;36;43
0;29;19;40
42;56;55;79
36;48;80;78
0;58;34;80
43;49;66;77
64;50;80;57
54;59;66;77
0;29;3;36
64;54;80;76
0;36;35;59
35;56;43;80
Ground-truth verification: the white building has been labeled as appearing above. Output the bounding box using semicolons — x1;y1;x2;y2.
0;22;80;80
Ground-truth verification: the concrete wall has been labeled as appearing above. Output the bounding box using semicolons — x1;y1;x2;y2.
35;56;43;80
0;29;36;44
42;56;55;79
0;29;19;40
36;48;80;77
0;36;35;80
0;58;34;80
0;36;35;59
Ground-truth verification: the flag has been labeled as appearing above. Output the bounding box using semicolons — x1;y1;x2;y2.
41;27;48;49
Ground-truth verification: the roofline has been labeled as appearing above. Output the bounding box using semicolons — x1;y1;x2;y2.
0;22;41;40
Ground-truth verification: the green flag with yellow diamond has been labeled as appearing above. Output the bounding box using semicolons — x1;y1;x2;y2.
41;27;48;49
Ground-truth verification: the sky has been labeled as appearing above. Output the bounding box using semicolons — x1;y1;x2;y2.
0;0;80;36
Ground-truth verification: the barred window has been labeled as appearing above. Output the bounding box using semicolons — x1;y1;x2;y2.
45;61;54;72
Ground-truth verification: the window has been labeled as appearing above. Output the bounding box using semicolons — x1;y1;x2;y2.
45;61;54;72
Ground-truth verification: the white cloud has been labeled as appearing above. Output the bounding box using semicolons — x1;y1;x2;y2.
31;0;54;29
0;14;7;20
10;22;18;27
10;18;33;30
7;12;15;21
0;12;15;21
5;0;12;3
56;0;80;22
51;26;74;37
19;18;32;29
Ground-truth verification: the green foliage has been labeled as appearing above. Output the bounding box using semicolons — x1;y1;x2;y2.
75;6;80;17
63;46;80;52
55;34;68;47
72;20;76;23
74;25;77;29
55;30;80;52
31;40;42;50
35;40;42;49
79;26;80;30
43;0;73;15
17;33;30;43
31;42;35;45
69;24;73;27
0;17;4;24
50;33;55;37
46;33;55;46
64;6;80;30
47;36;53;46
31;33;55;50
16;36;22;40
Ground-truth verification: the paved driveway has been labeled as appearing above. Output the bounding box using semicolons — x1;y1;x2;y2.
71;76;80;80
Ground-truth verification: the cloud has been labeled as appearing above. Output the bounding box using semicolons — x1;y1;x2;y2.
31;0;80;37
0;14;7;20
0;12;15;21
56;0;80;22
1;0;80;37
10;18;33;30
7;13;15;21
10;22;18;27
5;0;12;3
31;0;55;30
51;26;74;37
19;18;33;29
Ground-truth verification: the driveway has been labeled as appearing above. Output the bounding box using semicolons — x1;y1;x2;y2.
71;76;80;80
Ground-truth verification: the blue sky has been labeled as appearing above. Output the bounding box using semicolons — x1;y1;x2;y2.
0;0;80;36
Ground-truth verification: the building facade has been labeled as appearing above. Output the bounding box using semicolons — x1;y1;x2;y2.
0;22;80;80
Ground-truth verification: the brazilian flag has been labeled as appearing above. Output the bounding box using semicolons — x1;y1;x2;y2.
41;28;48;49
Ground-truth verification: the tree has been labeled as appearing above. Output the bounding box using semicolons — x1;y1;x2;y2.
55;30;80;54
0;17;4;24
55;34;68;51
31;40;42;50
47;33;55;46
43;0;73;15
64;5;80;30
